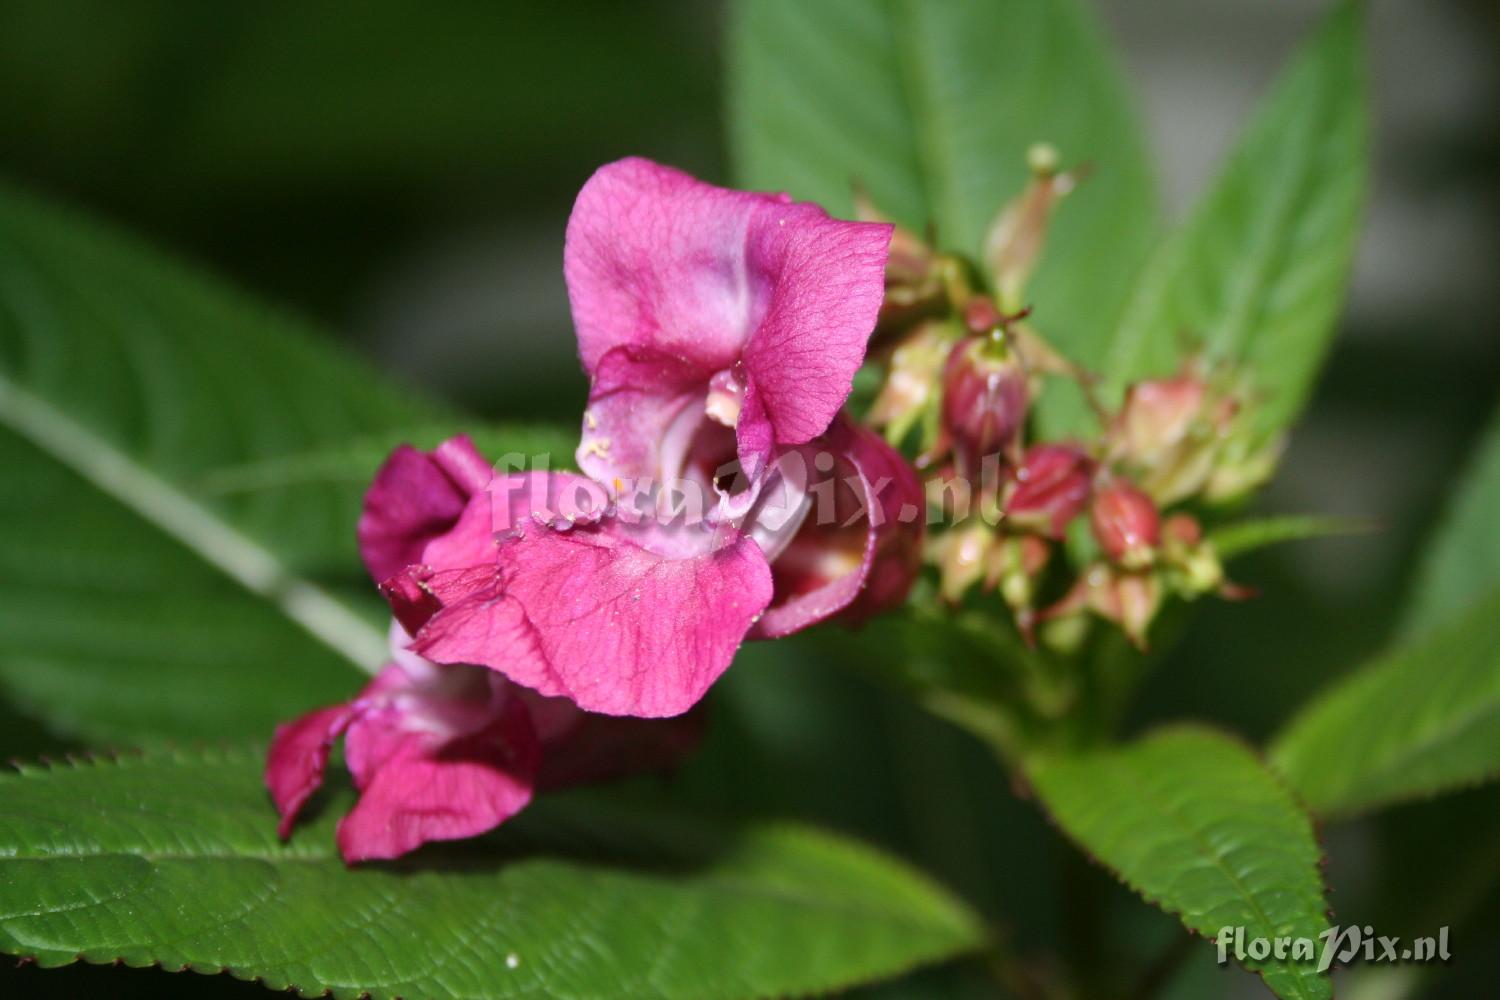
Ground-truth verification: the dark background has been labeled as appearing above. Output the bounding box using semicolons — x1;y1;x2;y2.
1;1;1496;997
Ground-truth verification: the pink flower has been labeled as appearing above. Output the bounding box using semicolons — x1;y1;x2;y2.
566;157;893;513
368;163;917;720
266;622;702;863
393;423;923;718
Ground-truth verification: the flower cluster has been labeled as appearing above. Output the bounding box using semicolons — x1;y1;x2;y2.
267;150;1288;860
267;159;924;861
865;147;1278;649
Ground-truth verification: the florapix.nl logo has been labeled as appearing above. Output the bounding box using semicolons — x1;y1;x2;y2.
1216;925;1451;973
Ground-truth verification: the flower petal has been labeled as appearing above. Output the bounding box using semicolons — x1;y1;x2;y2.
566;158;768;376
357;435;493;583
335;685;539;863
754;419;924;638
265;703;357;839
737;212;892;448
566;157;891;467
412;519;774;718
378;472;607;634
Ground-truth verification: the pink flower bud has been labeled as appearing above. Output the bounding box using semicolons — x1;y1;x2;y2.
1112;375;1207;468
983;144;1077;312
1035;563;1162;650
1090;481;1160;569
941;337;1029;477
1005;443;1095;539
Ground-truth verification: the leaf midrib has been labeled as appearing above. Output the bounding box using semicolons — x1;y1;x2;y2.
0;372;384;673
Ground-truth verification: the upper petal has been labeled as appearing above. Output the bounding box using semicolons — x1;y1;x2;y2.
565;157;892;449
738;210;892;447
566;158;771;375
412;517;774;718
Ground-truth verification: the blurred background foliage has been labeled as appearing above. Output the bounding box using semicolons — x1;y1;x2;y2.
0;1;1496;997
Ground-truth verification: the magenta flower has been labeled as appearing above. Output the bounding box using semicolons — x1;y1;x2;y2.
393;422;923;717
375;163;914;718
267;622;702;863
266;622;537;863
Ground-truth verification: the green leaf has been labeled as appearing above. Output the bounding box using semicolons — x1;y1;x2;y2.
1267;407;1500;819
1103;1;1367;439
1208;514;1375;561
1402;406;1500;638
0;746;984;1000
0;182;565;747
1028;726;1331;1000
728;0;1158;374
1271;587;1500;817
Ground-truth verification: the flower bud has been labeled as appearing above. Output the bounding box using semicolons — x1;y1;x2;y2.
868;321;952;446
1090;481;1159;570
1036;563;1162;650
941;336;1029;478
1101;570;1162;650
1111;364;1284;507
983;144;1079;312
1159;513;1253;601
991;533;1051;641
934;520;997;603
1112;375;1207;467
1203;433;1284;505
1005;443;1095;539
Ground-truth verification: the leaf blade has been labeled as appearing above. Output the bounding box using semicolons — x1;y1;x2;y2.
0;182;572;747
1028;726;1331;1000
728;0;1158;373
1208;514;1375;561
1402;406;1500;638
1271;587;1500;817
1103;1;1368;438
0;747;984;1000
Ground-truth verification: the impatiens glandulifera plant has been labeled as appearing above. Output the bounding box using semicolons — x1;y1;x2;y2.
3;2;1499;1000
